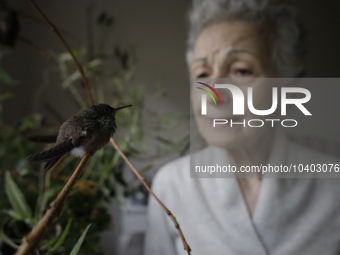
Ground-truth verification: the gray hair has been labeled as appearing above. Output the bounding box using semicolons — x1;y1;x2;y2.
186;0;307;77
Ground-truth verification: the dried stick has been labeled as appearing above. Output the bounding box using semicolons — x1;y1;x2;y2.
110;138;191;254
15;154;91;255
28;1;192;254
29;0;93;107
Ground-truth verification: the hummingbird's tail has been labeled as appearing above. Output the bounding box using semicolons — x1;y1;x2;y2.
43;157;61;174
28;140;74;174
27;139;75;174
27;139;74;162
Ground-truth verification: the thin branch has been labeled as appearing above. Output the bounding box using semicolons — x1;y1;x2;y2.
110;138;191;254
29;0;94;107
15;154;91;255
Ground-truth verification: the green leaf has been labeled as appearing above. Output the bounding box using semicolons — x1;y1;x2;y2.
59;50;79;62
69;224;92;255
51;218;73;252
5;171;32;221
22;116;35;128
7;209;23;220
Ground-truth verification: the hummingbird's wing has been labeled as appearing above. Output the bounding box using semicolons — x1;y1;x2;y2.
27;139;75;163
27;134;58;143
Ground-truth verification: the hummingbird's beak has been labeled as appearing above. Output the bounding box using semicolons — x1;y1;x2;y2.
114;105;132;111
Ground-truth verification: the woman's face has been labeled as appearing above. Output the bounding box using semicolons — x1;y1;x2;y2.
190;20;278;149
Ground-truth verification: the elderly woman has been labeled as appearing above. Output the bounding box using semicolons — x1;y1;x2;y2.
144;0;340;254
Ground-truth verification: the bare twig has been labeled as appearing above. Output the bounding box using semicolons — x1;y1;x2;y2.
26;1;192;254
29;0;94;107
15;154;91;255
110;138;191;254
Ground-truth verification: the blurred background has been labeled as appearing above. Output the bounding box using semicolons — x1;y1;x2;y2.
0;0;340;255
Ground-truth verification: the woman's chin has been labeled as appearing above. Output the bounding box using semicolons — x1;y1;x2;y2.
197;121;242;147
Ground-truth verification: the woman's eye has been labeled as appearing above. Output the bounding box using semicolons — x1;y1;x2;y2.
233;68;253;77
197;73;209;78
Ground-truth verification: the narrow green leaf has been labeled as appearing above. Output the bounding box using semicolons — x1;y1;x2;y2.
5;172;32;220
51;218;73;251
69;224;92;255
7;210;23;220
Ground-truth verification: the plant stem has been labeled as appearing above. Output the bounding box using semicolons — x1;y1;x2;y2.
29;0;94;107
110;138;191;254
15;154;91;255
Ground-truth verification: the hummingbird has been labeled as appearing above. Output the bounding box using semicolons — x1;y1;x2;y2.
27;103;132;174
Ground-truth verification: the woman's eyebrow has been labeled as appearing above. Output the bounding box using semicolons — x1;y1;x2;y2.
226;49;254;56
192;57;207;63
192;49;255;63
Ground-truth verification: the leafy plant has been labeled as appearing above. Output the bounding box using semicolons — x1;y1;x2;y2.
0;6;188;255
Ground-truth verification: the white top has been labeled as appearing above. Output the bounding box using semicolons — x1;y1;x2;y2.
144;130;340;255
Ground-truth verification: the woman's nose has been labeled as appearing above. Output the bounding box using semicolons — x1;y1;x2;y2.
210;60;228;79
210;69;226;79
208;72;233;106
